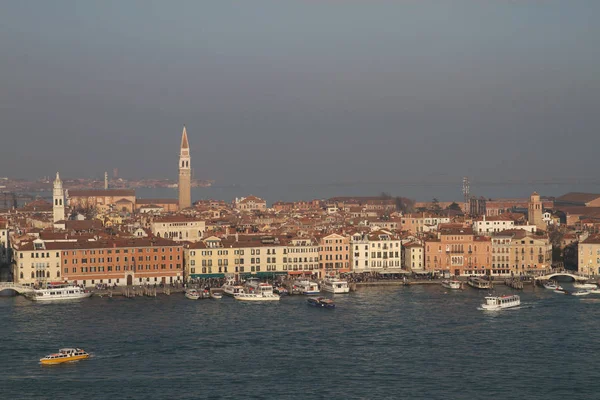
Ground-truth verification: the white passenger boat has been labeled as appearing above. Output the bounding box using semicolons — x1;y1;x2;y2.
235;282;280;302
467;277;491;290
441;280;461;290
293;280;320;295
30;285;92;302
321;278;350;294
572;290;591;297
573;282;597;290
185;289;201;300
589;288;600;295
222;280;245;297
480;295;521;310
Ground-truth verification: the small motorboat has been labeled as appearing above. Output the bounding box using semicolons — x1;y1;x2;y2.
589;288;600;295
40;348;89;365
573;282;598;290
572;290;591;297
185;289;201;300
307;297;335;309
210;292;223;300
543;281;563;290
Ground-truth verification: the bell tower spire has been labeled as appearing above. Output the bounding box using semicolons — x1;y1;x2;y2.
53;172;65;223
178;126;192;209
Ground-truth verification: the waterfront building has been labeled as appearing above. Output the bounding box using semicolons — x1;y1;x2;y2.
178;126;192;209
350;229;404;273
402;241;424;272
149;216;206;242
318;233;350;278
425;227;491;276
507;230;552;274
53;172;65;223
12;238;62;285
68;189;136;213
185;235;287;280
578;235;600;276
234;196;267;212
60;238;184;287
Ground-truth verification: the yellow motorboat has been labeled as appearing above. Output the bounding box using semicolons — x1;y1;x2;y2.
40;348;90;365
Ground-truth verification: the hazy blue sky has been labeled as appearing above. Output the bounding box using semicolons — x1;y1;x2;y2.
1;1;599;186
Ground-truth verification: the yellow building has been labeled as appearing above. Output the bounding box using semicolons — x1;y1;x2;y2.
12;238;62;286
578;235;600;276
185;235;288;280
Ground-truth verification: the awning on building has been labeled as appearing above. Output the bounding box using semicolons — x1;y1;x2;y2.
287;271;314;275
190;273;225;279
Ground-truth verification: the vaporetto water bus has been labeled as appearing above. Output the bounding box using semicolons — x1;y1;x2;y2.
30;285;92;302
480;295;520;311
467;277;491;290
441;280;461;290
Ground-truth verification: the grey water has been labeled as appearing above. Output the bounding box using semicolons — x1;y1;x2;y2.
136;180;600;204
1;283;599;400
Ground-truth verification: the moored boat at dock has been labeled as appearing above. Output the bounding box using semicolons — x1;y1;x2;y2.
441;280;461;290
293;280;320;295
222;280;245;297
40;348;89;365
30;285;92;302
467;277;491;290
235;281;280;302
321;278;350;294
185;289;200;300
480;295;520;311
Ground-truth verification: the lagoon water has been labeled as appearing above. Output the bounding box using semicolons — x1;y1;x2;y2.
1;283;599;400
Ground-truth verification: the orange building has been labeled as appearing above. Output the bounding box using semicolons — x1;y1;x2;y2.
425;227;491;276
318;233;350;277
60;238;184;287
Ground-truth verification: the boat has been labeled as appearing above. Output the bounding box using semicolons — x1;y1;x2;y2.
30;285;92;301
273;286;289;296
307;297;335;309
321;278;350;294
222;280;245;297
185;289;200;300
543;281;563;290
200;288;211;299
572;290;591;297
467;277;491;290
235;282;280;302
441;280;462;290
480;295;521;310
293;280;320;295
210;291;223;299
589;288;600;295
554;288;569;295
573;282;598;290
40;348;90;365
